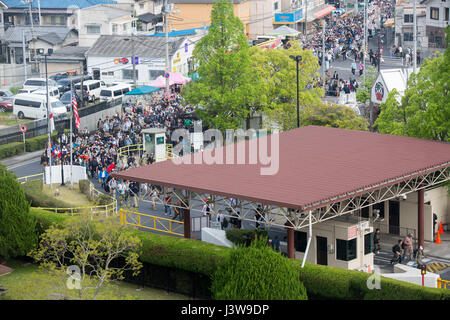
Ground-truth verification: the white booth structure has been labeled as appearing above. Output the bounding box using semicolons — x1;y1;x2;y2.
142;128;166;162
294;216;374;272
44;165;88;184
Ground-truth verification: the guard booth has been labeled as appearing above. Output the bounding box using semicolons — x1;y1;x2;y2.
142;128;166;162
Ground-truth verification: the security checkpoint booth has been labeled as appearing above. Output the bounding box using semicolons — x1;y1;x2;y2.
113;126;450;272
142;128;167;162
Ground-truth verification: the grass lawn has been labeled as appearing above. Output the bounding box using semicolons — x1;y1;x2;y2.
0;112;32;128
42;183;93;207
0;259;190;300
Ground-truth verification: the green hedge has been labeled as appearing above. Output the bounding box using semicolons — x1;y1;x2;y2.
226;229;268;246
0;132;58;160
22;179;74;209
27;207;450;300
294;260;450;300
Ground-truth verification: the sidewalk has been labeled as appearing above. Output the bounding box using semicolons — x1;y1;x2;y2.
379;231;450;260
1;149;44;168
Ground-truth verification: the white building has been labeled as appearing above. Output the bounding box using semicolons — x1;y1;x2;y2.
370;67;415;105
394;0;449;51
86;35;192;85
74;4;137;47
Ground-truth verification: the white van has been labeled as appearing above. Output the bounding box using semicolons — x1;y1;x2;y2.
32;87;60;98
13;93;67;120
74;80;106;102
22;78;57;91
99;84;132;102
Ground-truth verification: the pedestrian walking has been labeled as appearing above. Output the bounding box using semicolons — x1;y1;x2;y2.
403;233;414;261
359;62;364;76
150;187;159;210
351;62;356;76
374;228;381;254
164;192;173;216
415;245;425;267
391;240;403;264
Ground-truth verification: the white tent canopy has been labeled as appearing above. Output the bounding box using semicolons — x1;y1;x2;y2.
268;26;300;36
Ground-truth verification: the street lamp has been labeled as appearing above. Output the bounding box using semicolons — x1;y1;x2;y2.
289;55;302;128
39;48;53;189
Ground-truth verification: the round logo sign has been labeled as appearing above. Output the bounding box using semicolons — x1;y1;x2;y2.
20;125;27;133
164;73;170;79
375;82;384;101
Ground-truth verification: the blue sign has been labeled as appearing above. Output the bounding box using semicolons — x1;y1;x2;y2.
185;43;188;53
274;8;303;23
135;57;139;65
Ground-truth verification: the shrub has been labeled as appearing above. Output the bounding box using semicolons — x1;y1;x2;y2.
225;229;268;247
21;179;73;209
96;194;113;206
0;142;24;159
211;238;308;300
78;179;90;196
0;166;37;259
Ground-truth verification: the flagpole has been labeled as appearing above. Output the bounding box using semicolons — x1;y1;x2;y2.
70;80;73;190
45;54;52;189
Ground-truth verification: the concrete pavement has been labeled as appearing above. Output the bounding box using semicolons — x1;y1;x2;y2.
1;149;44;169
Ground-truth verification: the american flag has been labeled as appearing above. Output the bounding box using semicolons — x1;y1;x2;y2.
71;84;80;130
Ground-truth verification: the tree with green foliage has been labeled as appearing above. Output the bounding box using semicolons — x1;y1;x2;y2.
183;0;258;131
375;26;450;141
211;237;308;300
29;216;142;300
356;65;377;104
0;164;37;260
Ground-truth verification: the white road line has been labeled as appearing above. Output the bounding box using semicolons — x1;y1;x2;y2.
7;158;40;170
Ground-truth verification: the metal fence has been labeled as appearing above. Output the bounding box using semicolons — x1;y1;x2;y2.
120;209;185;236
437;278;450;290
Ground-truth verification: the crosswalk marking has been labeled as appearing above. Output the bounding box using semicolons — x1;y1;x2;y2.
426;262;450;273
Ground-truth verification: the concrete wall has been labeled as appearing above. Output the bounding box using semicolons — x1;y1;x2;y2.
201;227;234;248
79;103;123;132
0;63;33;87
249;0;275;39
40;61;83;77
425;186;449;226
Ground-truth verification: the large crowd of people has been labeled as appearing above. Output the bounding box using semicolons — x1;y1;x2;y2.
40;91;193;211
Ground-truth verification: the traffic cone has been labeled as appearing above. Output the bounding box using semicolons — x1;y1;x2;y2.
435;231;442;244
439;222;444;233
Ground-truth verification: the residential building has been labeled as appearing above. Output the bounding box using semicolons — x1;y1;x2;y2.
248;0;276;39
166;0;251;36
1;25;78;64
394;0;449;51
37;45;88;77
0;0;117;31
86;35;192;85
74;4;137;47
273;0;333;36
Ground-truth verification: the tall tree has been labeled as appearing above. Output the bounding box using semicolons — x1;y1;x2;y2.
375;27;450;142
183;0;257;131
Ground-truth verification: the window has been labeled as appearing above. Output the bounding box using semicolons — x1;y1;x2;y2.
430;7;439;20
100;90;112;97
274;1;279;10
404;14;413;23
112;24;118;34
87;25;101;34
404;32;413;41
294;231;307;252
445;8;449;21
122;69;138;80
149;70;165;80
336;239;357;261
15;99;41;108
140;2;144;9
113;89;123;97
364;233;373;255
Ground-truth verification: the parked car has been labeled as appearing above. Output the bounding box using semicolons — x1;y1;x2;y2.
0;89;14;97
17;88;37;94
56;75;92;94
32;87;61;98
74;80;106;102
99;84;132;102
13;93;67;119
0;96;13;112
49;73;69;81
59;90;89;111
22;78;57;91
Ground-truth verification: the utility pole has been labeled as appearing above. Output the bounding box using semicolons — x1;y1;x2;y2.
45;54;52;189
164;0;170;94
363;0;367;82
304;0;308;39
22;31;27;80
38;0;42;25
132;32;136;87
413;0;417;73
80;66;84;108
27;0;35;39
322;20;325;88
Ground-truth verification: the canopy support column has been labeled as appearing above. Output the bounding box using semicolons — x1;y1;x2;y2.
301;211;312;268
285;221;295;259
418;187;424;248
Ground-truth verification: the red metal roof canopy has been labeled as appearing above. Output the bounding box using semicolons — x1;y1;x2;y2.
113;126;450;211
315;5;336;19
